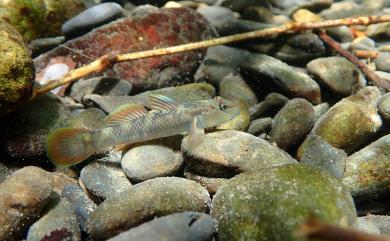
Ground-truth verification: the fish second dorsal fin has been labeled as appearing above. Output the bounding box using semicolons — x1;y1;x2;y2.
104;103;148;126
148;94;177;111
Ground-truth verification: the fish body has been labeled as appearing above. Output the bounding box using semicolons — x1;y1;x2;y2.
47;96;240;167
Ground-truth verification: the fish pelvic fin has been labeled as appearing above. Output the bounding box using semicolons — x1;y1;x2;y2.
187;115;205;150
46;127;96;167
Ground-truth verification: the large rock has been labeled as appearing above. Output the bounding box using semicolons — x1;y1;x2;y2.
212;164;357;241
0;0;85;42
0;19;34;115
34;7;216;90
0;166;53;241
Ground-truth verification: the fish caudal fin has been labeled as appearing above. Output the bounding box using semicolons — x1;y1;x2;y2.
46;127;95;167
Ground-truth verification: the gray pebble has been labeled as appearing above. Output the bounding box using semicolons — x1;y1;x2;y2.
184;169;229;195
62;2;124;37
307;56;366;96
350;36;376;51
269;98;315;150
241;53;321;104
374;52;390;72
313;102;330;121
359;215;390;235
27;199;81;241
62;183;97;232
198;6;236;29
378;93;390;123
80;162;132;200
70;77;132;102
86;177;210;240
182;130;297;177
0;163;11;182
219;73;257;107
355;217;381;235
108;212;214;241
367;23;390;40
0;166;53;240
247;117;273;136
249;92;289;120
121;145;183;182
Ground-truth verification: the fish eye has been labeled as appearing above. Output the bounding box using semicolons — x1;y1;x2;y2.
219;103;227;111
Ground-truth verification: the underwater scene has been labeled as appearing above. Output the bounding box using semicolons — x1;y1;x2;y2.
0;0;389;240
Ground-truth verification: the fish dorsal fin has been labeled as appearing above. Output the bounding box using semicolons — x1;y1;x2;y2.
149;94;177;111
104;103;148;126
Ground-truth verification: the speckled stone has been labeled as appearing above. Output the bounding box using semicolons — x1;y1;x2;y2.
0;166;53;241
343;134;390;201
307;57;366;97
182;130;297;177
80;162;132;200
0;163;11;182
211;164;357;241
241;53;321;104
27;199;81;241
108;212;215;241
219;73;257;107
86;177;210;240
313;102;330;121
121;145;183;182
247;117;273;136
359;215;390;235
378;93;390;123
269;98;315;151
374;52;390;72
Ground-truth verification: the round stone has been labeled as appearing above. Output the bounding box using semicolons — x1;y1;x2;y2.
212;164;357;241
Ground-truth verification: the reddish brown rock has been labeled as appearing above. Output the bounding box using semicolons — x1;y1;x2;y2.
34;7;216;90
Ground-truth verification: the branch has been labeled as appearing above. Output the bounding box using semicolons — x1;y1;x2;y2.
31;15;390;100
295;218;390;241
317;30;390;91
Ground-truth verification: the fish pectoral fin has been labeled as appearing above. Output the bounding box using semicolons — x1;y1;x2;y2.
148;94;177;111
187;115;205;150
104;103;148;126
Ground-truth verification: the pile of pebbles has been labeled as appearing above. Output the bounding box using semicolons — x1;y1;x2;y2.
0;0;389;240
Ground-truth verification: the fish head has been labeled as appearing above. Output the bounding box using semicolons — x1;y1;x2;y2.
198;96;241;128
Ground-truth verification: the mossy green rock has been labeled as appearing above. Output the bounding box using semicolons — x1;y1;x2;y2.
0;19;34;115
212;164;357;241
0;0;85;42
86;177;210;240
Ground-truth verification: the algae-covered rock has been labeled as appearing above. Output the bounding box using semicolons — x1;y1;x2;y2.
182;130;297;177
212;164;357;241
343;135;390;201
0;0;85;42
86;177;210;240
0;19;34;115
299;87;382;154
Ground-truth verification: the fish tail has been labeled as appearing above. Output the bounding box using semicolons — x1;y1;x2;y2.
46;127;96;167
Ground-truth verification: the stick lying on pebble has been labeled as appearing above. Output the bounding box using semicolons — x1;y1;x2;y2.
31;15;390;100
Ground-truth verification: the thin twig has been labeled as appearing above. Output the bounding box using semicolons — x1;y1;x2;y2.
317;30;390;91
31;15;390;100
295;218;390;241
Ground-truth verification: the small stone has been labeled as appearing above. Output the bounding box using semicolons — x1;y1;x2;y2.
220;0;271;12
320;1;381;20
247;117;273;136
108;212;214;241
182;130;297;177
0;163;11;182
242;6;276;23
219;73;257;107
355;217;381;234
0;0;85;41
269;98;315;151
83;83;215;113
62;2;124;37
86;177;210;240
194;45;250;85
273;0;332;12
313;102;330;121
241;53;321;104
299;87;382;154
34;7;216;90
378;93;390;123
0;19;34;115
70;77;132;102
197;6;236;29
307;56;366;97
27;199;81;241
359;215;390;235
249;92;289;120
343;134;390;201
0;93;71;161
211;164;357;241
367;23;390;40
62;183;97;232
29;36;66;57
217;101;251;131
0;166;53;240
80;162;132;200
298;134;347;179
121;145;183;182
184;169;229;195
350;36;377;51
374;52;390;72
